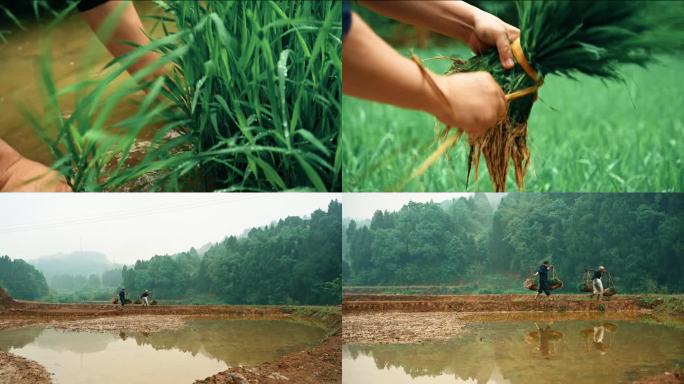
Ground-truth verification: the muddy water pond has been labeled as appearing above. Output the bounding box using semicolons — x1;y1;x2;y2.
343;320;684;384
0;2;163;165
0;319;327;384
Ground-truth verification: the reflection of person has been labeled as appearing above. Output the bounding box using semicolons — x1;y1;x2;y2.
582;323;615;355
342;1;518;138
0;1;160;192
592;266;606;303
533;261;554;301
592;325;607;355
533;322;560;359
118;288;126;307
141;290;150;306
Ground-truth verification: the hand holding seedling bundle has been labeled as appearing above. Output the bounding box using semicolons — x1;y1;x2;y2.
343;1;516;138
420;1;684;191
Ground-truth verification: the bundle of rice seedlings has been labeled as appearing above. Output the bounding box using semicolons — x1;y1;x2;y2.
523;277;536;290
24;0;341;191
524;277;563;291
578;282;593;293
416;1;682;191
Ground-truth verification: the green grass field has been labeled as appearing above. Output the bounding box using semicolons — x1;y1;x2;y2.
342;45;684;192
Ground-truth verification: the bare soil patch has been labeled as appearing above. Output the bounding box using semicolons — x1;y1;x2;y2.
0;351;52;384
343;312;464;344
48;314;188;333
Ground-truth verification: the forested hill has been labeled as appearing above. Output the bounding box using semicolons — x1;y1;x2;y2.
344;194;683;293
122;200;342;305
0;255;48;300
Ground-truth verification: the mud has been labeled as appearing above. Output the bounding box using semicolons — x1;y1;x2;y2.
635;369;684;384
0;351;52;384
343;294;649;313
47;314;187;333
343;312;464;344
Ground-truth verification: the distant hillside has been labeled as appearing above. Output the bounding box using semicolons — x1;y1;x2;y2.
196;243;213;256
29;251;121;281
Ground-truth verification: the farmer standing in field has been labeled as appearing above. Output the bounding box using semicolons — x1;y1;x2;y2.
592;266;607;303
0;0;162;192
533;261;554;301
342;1;515;138
118;288;126;307
141;290;150;306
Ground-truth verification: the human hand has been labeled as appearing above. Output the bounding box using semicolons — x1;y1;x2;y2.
467;10;520;69
428;71;506;137
1;155;70;192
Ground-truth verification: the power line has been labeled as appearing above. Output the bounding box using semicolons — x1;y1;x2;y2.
0;194;269;235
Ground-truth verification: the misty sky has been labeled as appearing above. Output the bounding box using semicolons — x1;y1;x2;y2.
342;193;475;220
0;193;339;264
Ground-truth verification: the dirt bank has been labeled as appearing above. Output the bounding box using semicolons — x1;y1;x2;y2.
196;332;341;384
0;351;52;384
343;293;652;313
195;307;341;384
0;287;14;308
634;365;684;384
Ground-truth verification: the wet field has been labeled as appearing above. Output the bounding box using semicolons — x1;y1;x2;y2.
0;318;327;384
343;319;684;384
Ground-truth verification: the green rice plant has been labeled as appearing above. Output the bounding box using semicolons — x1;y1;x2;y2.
416;0;683;192
23;0;341;191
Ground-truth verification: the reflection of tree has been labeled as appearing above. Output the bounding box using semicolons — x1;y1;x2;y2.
33;329;114;353
0;326;42;351
345;338;513;382
0;327;115;354
130;320;326;366
580;323;618;356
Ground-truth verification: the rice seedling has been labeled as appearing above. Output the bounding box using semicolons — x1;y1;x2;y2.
21;0;341;191
413;0;683;192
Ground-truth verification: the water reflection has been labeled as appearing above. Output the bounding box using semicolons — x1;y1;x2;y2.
343;320;684;384
524;322;564;359
580;322;618;356
0;319;326;384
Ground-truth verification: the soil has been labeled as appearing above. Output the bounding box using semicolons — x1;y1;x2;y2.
49;315;188;333
343;312;464;344
343;293;649;313
0;351;52;384
0;287;14;308
634;368;684;384
0;301;340;384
